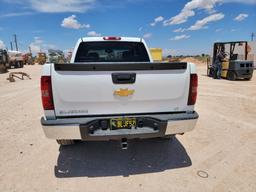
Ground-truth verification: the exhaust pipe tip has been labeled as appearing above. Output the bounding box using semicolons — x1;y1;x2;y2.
121;138;128;150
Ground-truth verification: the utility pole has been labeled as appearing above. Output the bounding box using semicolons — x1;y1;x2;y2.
251;32;255;41
13;34;18;51
29;46;32;54
10;42;13;50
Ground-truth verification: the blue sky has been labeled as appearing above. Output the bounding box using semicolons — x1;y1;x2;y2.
0;0;255;56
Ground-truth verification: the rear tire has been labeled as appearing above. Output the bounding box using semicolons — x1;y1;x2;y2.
56;139;75;145
227;71;236;81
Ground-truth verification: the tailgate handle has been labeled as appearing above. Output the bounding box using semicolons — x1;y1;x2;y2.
112;73;136;84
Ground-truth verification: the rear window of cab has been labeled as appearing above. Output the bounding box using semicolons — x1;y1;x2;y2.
75;41;150;62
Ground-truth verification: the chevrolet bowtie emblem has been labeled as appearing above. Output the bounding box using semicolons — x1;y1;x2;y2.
114;88;135;97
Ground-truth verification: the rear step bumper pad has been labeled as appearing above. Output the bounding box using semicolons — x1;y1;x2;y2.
41;112;198;140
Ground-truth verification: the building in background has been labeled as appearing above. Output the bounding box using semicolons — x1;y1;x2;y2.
248;41;256;68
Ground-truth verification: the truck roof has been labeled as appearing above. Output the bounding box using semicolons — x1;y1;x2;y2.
81;37;143;43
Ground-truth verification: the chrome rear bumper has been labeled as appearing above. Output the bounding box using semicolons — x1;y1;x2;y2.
41;112;198;140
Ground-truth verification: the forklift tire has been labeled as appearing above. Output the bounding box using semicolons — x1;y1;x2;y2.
244;77;252;81
158;135;175;141
227;71;236;81
56;139;75;146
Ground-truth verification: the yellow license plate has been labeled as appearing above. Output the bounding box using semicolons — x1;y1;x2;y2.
110;118;137;129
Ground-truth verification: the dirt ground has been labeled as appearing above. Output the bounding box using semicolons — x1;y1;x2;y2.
0;63;255;192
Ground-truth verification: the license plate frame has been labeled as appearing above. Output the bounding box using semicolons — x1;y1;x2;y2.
110;117;137;130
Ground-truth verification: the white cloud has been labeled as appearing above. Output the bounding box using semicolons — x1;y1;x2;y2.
230;29;238;32
163;0;221;26
29;44;41;53
28;0;95;13
138;27;143;31
173;28;186;33
184;0;221;11
61;15;90;29
29;37;56;54
43;44;56;49
164;9;194;25
143;33;152;39
87;31;101;37
34;36;43;44
162;49;177;56
150;16;164;26
3;0;256;14
29;37;45;53
0;12;34;17
170;34;190;41
187;13;224;31
215;28;222;32
234;13;248;21
0;40;6;49
3;0;155;13
225;0;256;4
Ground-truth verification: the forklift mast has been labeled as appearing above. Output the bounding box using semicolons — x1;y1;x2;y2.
213;41;248;63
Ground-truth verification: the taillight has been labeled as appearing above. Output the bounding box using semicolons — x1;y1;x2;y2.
103;36;121;40
188;74;198;105
41;76;54;110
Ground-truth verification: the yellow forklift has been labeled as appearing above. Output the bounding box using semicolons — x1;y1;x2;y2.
207;41;254;80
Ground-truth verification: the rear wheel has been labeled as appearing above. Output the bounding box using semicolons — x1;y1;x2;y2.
56;139;75;145
227;71;236;81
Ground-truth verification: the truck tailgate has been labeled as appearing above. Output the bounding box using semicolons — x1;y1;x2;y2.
51;63;191;117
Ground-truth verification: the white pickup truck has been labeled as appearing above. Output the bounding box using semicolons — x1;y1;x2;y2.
41;36;198;148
